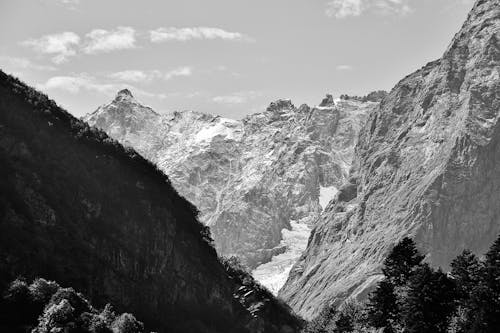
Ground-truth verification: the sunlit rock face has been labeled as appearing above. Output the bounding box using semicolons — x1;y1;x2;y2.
280;0;500;319
84;92;377;291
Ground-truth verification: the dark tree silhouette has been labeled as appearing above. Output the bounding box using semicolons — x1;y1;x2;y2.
367;279;398;330
451;249;481;303
382;237;424;287
467;235;500;333
401;264;456;333
333;312;353;333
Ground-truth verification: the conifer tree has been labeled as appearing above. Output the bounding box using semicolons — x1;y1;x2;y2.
367;279;398;330
469;235;500;332
382;237;424;287
304;306;336;333
451;249;481;303
334;312;353;333
401;264;456;333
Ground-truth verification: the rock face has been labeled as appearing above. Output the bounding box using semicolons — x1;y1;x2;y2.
83;92;378;292
0;71;302;333
280;0;500;319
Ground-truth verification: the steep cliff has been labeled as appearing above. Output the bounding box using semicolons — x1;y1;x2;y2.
280;0;500;319
84;92;378;292
0;71;302;333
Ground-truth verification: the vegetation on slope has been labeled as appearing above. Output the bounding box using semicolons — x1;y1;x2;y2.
0;70;302;332
1;277;145;333
304;235;500;333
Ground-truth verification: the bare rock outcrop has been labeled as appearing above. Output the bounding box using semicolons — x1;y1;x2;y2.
83;92;377;291
280;0;500;319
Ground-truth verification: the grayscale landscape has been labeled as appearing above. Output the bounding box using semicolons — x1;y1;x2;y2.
1;0;499;332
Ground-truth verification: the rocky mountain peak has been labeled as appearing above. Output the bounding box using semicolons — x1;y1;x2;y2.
319;94;335;107
266;99;295;113
114;88;135;102
84;90;379;294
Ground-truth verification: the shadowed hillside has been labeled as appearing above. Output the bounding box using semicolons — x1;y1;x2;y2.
0;70;302;333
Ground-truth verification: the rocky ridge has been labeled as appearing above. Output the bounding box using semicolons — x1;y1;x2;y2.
84;92;379;292
280;0;500;319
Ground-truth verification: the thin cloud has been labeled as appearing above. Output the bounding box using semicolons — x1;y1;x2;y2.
83;27;137;54
37;73;168;99
326;0;363;18
37;74;115;94
53;0;80;4
21;32;80;64
336;64;354;71
21;26;249;64
0;56;56;71
150;27;254;43
108;67;192;83
43;0;81;9
164;66;192;80
212;91;261;105
109;70;159;83
326;0;412;18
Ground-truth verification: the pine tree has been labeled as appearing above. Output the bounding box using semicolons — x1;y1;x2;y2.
401;264;456;333
367;279;398;330
448;249;482;332
451;249;481;303
304;306;336;333
382;237;424;287
334;312;353;333
468;235;500;332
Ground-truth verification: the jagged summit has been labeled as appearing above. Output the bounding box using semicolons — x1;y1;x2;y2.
84;90;379;294
319;94;335;107
113;88;136;103
266;99;295;112
116;88;133;98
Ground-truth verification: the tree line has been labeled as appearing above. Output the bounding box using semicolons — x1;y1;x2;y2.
0;278;145;333
305;235;500;333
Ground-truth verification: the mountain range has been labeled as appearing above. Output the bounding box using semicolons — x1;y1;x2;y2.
83;90;383;293
85;0;500;320
0;0;498;329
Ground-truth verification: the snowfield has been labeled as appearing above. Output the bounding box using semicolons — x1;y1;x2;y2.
252;220;311;294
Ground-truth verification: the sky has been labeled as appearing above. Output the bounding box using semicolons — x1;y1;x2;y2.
0;0;475;119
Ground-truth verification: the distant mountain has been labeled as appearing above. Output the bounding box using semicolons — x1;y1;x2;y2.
280;0;500;319
0;71;302;333
84;91;380;293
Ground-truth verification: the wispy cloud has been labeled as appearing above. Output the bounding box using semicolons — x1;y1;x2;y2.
108;70;160;83
21;32;80;64
0;56;56;71
326;0;412;18
212;91;261;105
83;27;137;54
336;64;354;71
44;0;81;9
108;67;192;83
21;26;249;64
37;73;170;99
53;0;80;4
37;74;115;94
150;27;253;43
164;66;192;80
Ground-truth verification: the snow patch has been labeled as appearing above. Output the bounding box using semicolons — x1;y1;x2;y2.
252;220;311;295
194;120;237;143
319;185;338;210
